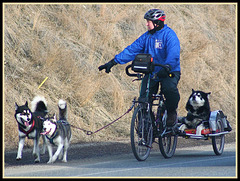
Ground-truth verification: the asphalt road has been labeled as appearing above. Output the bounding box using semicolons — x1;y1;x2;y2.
4;139;236;178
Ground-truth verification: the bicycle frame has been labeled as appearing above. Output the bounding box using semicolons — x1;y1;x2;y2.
139;73;151;102
126;63;173;135
127;62;177;160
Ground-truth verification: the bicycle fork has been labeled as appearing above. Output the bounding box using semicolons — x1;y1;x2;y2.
138;105;152;147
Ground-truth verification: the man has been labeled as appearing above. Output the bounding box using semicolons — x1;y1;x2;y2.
98;9;181;127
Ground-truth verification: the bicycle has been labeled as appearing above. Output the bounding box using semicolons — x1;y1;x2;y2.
125;63;178;161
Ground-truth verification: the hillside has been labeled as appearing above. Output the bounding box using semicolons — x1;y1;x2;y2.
4;3;236;149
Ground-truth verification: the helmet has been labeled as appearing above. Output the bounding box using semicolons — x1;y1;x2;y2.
144;9;166;21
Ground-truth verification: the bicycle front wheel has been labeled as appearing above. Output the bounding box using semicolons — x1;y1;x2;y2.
159;132;177;158
130;105;153;161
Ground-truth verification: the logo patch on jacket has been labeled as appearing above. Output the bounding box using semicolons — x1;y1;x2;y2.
155;39;163;49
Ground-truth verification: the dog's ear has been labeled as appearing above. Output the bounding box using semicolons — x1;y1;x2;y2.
207;92;211;99
192;89;195;93
53;113;57;122
25;101;28;107
15;102;19;111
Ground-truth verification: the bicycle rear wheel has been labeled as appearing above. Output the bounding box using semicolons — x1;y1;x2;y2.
130;105;153;161
159;131;177;158
212;118;225;155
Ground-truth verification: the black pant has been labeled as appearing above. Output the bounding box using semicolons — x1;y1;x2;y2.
139;72;181;111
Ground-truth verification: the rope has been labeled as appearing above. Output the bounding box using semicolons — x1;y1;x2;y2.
70;98;136;135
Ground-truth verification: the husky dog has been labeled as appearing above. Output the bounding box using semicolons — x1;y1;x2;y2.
14;96;48;163
41;99;71;163
179;89;211;135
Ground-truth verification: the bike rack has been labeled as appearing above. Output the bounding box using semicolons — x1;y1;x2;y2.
208;131;230;137
184;131;229;140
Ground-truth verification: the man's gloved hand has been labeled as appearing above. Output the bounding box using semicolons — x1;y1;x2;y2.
155;64;171;78
98;59;117;73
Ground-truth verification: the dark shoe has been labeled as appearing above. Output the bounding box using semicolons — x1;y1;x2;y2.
171;123;181;135
166;110;177;127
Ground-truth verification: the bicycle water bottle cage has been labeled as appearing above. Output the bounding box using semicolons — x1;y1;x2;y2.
132;54;154;74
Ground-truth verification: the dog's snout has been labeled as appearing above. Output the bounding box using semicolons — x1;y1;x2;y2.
192;95;196;100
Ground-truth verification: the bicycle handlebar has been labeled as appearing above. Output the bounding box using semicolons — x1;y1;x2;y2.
125;64;174;78
125;65;138;77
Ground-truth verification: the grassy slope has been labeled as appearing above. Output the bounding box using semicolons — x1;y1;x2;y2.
4;3;236;149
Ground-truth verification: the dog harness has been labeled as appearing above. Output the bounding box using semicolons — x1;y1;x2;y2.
46;129;58;145
18;119;35;136
46;120;70;145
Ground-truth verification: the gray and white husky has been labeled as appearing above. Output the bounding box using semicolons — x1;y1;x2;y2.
41;99;71;163
14;96;48;163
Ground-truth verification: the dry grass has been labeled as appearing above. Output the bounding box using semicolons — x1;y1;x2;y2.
4;3;236;149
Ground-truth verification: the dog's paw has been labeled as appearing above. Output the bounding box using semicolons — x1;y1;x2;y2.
33;153;40;163
177;124;187;136
16;157;22;161
62;159;67;163
49;156;57;163
179;124;187;131
34;159;40;163
47;159;53;164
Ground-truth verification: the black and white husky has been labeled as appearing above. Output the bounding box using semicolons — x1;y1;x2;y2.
179;89;211;135
41;99;71;163
14;96;48;163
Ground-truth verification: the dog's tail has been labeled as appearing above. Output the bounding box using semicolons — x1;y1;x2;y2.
58;99;67;120
31;95;48;117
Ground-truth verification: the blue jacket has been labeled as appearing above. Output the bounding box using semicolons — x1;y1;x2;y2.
114;24;181;76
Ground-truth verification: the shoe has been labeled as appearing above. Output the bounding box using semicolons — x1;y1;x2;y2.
166;110;177;127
